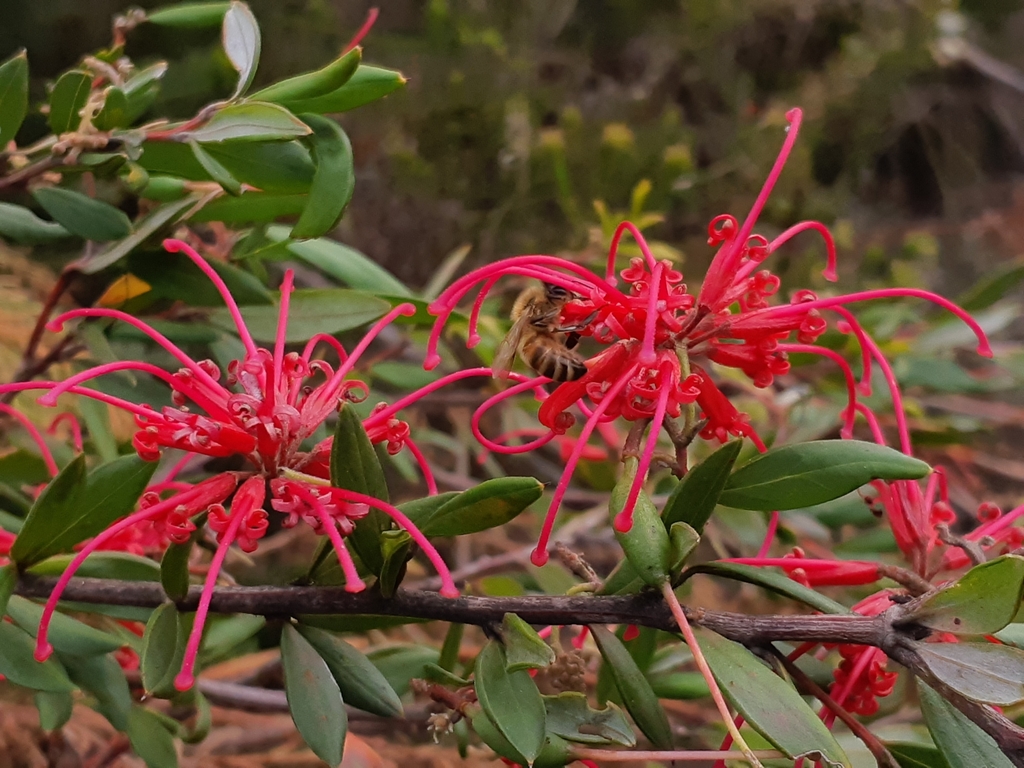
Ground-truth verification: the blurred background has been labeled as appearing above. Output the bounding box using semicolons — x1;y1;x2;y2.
6;0;1024;295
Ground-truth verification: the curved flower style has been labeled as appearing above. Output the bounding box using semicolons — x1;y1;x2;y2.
425;107;992;566
0;239;458;691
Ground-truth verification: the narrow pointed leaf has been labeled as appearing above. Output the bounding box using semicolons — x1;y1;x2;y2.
290;114;354;239
331;403;389;574
0;50;29;144
663;440;742;532
161;522;203;601
0;622;74;692
79;195;198;274
719;440;931;511
469;705;528;765
223;1;260;98
544;692;636;746
252;47;361;104
905;555;1024;635
32;187;132;241
28;551;161;581
48;70;91;134
189;139;241;195
919;681;1014;768
0;202;72;244
210;288;389;342
590;624;673;749
191;191;307;223
377;529;412;597
35;691;74;731
0;563;16;617
695;627;851;767
277;65;406;114
127;705;179;768
680;562;849;615
147;1;229;26
296;623;403;718
887;742;951;768
62;652;132;730
13;454;158;565
198;615;265;664
184;102;310;143
916;641;1024;705
281;624;346;767
6;596;122;656
500;613;555;672
141;603;189;698
397;492;459;527
474;641;546;763
418;477;544;537
267;226;411;295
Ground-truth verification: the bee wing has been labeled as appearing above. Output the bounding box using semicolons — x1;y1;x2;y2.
492;315;528;380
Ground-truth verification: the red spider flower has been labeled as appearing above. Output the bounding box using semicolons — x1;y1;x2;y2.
0;239;458;691
424;107;991;565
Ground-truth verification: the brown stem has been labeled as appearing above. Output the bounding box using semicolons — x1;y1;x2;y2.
621;418;651;459
664;415;706;476
2;271;75;403
774;650;899;768
875;564;933;596
0;156;60;190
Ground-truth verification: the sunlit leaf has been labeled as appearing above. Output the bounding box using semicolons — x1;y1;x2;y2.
147;1;229;26
904;555;1024;635
48;70;91;135
222;0;261;98
0;50;29;144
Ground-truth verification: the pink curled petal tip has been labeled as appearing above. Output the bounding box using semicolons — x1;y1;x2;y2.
530;548;549;567
785;107;802;123
440;585;460;598
423;353;441;371
44;321;64;333
34;643;53;663
823;266;838;282
613;511;633;534
467;333;481;348
857;383;873;397
173;672;195;692
345;580;366;594
162;238;183;252
978;340;994;358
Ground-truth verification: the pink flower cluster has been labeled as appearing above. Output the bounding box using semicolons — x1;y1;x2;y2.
424;107;991;565
0;239;461;691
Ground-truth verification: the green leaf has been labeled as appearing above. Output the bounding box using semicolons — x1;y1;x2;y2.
62;652;132;730
0;50;29;144
0;202;72;244
668;522;700;573
199;614;265;664
6;596;123;656
139;141;314;193
123;62;167;123
647;671;710;699
680;562;849;614
185;102;310;143
887;742;951;768
180;689;212;743
0;563;16;617
331;402;389;574
12;453;158;565
252;47;361;105
290;115;354;239
141;603;189;698
544;691;636;746
191;191;307;224
474;641;546;763
423;662;471;687
147;1;229;26
93;86;128;130
663;440;742;532
0;622;74;692
696;627;851;767
916;641;1024;705
958;260;1024;312
210;288;390;343
127;705;179;768
189;139;241;195
397;492;460;528
418;477;543;537
223;0;261;98
11;454;87;564
377;529;412;598
278;65;406;114
919;681;1014;768
296;623;403;718
267;225;411;295
31;187;132;242
35;691;74;732
161;523;203;601
904;555;1024;635
48;70;91;134
590;625;672;749
469;705;528;765
28;551;161;582
78;195;198;274
501;613;556;672
611;458;671;588
719;440;931;512
281;624;346;767
366;644;438;696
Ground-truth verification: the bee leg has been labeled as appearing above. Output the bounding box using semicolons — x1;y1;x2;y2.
565;332;581;350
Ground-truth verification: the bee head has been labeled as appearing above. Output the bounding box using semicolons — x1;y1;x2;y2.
543;283;574;303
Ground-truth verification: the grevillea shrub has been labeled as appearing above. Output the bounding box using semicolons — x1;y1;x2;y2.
2;4;1024;768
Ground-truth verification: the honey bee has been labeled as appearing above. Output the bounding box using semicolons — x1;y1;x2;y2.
492;283;593;382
